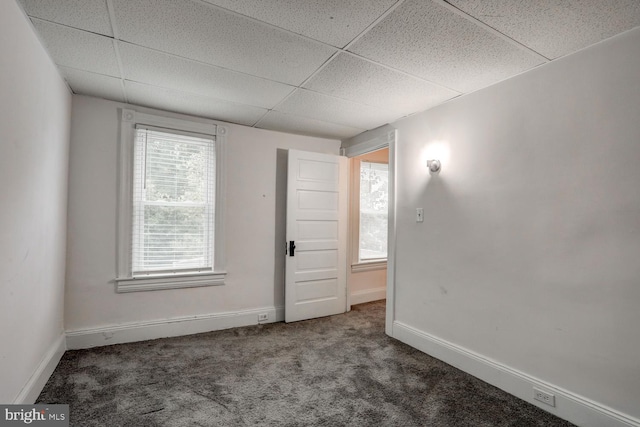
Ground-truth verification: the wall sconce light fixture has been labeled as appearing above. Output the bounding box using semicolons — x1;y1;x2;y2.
427;159;441;173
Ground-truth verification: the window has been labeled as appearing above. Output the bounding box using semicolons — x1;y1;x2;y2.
116;110;226;292
132;127;215;274
359;161;388;261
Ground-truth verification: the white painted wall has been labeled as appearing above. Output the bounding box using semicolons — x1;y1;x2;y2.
349;148;388;305
349;266;387;305
65;96;340;336
0;0;71;403
391;27;640;422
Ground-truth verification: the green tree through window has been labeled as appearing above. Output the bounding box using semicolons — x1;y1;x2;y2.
359;161;388;260
132;128;215;274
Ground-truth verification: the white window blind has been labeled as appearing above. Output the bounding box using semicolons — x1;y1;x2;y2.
132;126;216;275
359;161;388;261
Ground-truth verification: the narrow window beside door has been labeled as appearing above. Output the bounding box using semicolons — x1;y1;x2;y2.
359;161;388;261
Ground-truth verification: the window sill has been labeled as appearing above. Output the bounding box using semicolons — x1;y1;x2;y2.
351;261;387;273
115;271;226;293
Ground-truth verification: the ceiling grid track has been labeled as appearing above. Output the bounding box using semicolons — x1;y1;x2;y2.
190;0;341;49
235;0;407;130
19;0;640;139
342;0;406;51
254;0;447;130
436;0;551;62
105;0;128;103
341;51;462;95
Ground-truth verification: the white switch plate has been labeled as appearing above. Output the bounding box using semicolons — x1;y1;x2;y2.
416;208;424;223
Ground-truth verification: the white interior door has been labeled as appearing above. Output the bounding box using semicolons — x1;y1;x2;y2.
285;149;348;323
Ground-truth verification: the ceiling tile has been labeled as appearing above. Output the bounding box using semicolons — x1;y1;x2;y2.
118;42;294;109
112;0;336;85
201;0;397;48
275;89;403;130
60;67;125;102
304;53;459;116
31;18;120;77
18;0;113;36
449;0;640;59
257;111;364;140
348;0;544;93
124;81;267;126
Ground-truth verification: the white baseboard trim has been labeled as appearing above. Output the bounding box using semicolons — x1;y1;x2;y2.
67;306;285;350
350;287;386;306
392;321;639;427
14;333;66;404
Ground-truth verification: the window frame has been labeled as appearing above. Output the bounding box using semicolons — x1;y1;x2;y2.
350;155;388;272
115;109;227;293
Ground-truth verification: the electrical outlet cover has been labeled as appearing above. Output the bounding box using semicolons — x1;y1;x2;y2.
533;388;556;407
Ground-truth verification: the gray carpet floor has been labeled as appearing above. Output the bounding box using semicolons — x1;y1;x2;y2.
38;301;575;426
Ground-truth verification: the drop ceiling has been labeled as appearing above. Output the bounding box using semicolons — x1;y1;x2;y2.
18;0;640;140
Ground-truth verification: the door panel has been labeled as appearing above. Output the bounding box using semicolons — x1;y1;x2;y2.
296;279;338;302
297;190;339;210
297;221;338;240
296;249;337;270
285;150;347;323
297;159;338;181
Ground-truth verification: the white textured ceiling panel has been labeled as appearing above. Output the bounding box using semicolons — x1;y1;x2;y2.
257;111;364;140
124;81;267;127
112;0;336;86
19;0;640;140
304;53;459;116
449;0;640;59
275;89;403;130
31;19;120;77
118;43;294;109
348;0;544;92
19;0;113;36
60;67;125;102
201;0;398;48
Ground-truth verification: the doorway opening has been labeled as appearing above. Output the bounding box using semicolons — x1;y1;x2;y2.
342;126;397;336
347;147;389;307
281;128;396;333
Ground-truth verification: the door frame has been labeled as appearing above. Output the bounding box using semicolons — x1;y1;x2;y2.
342;126;397;336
